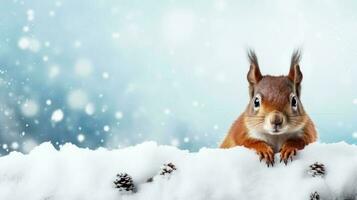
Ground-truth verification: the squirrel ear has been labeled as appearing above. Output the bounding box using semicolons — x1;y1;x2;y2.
288;64;303;84
247;49;262;85
288;49;303;96
247;50;262;98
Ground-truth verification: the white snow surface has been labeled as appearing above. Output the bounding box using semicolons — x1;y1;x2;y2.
0;142;357;200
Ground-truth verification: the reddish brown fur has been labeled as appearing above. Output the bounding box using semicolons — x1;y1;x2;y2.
220;50;317;166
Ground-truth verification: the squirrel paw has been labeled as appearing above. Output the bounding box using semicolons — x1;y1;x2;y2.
279;146;297;165
256;146;275;167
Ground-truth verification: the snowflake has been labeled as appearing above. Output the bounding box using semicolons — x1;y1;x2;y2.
103;125;110;132
51;109;64;122
77;134;85;143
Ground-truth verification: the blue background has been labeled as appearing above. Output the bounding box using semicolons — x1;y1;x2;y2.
0;0;357;155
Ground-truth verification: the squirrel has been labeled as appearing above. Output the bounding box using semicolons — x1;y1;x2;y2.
220;49;317;166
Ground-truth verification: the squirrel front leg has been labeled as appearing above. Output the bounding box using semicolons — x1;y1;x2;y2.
279;138;305;165
243;138;275;167
280;119;317;165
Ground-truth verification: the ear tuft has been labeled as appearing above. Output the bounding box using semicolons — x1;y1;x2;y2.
289;49;303;96
290;49;301;69
248;49;259;69
247;49;262;85
289;49;303;84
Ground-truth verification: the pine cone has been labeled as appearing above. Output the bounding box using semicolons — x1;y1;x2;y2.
160;162;177;176
114;173;135;193
310;191;320;200
308;162;326;177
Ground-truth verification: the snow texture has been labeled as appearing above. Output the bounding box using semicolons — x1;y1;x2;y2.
0;142;357;200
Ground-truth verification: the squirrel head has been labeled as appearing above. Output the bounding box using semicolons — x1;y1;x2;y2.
245;49;307;135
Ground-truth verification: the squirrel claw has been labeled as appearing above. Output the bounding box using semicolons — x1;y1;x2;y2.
280;146;297;166
259;153;264;162
256;147;275;167
266;160;274;167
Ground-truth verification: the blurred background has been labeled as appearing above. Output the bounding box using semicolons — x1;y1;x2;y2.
0;0;356;155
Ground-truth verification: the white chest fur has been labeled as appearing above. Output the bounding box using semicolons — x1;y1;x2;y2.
248;130;303;152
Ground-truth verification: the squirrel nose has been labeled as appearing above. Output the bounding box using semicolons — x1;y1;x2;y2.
270;114;283;127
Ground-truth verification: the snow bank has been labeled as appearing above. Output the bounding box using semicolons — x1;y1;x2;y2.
0;142;357;200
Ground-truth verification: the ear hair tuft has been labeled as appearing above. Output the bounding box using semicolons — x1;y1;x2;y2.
248;49;259;68
289;49;303;97
290;49;301;69
246;49;262;97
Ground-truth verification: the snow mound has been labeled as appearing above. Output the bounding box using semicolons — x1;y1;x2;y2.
0;142;357;200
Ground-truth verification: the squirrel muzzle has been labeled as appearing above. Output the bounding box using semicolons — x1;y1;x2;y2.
264;111;288;135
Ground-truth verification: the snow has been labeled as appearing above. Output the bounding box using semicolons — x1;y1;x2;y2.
17;38;33;51
42;55;49;62
22;26;29;32
48;65;60;78
77;134;85;143
18;37;30;49
26;9;34;21
51;109;64;122
85;103;95;115
18;37;41;52
1;142;356;200
115;111;123;119
67;89;89;110
21;100;39;117
103;125;110;132
102;72;110;79
74;59;93;77
46;99;52;106
10;142;19;150
111;32;120;39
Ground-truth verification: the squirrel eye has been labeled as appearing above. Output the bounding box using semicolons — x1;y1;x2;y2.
253;96;260;111
291;95;298;111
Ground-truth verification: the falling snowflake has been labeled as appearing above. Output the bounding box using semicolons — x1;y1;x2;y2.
46;99;52;106
49;10;55;17
164;108;171;115
74;58;93;77
51;109;64;122
77;134;85;143
18;37;30;49
85;103;95;115
27;9;34;21
102;72;109;79
43;56;49;62
115;111;123;119
67;89;89;110
103;125;110;132
48;65;60;79
21;100;39;117
2;144;8;150
74;40;82;48
112;32;120;39
22;26;29;32
11;142;19;150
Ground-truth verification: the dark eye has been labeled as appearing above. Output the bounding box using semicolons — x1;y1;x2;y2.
291;96;298;111
253;96;260;111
